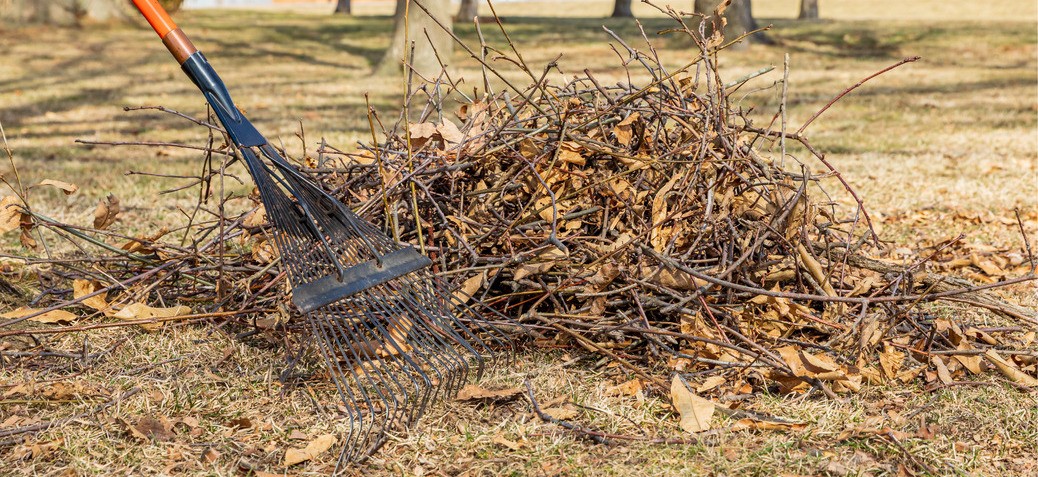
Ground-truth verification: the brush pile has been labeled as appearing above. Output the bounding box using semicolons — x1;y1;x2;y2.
3;9;1036;416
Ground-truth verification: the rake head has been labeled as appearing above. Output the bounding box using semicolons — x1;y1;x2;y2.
240;143;516;466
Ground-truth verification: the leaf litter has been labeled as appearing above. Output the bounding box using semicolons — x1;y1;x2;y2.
0;2;1035;472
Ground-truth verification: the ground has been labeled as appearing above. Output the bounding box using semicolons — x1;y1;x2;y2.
0;1;1035;476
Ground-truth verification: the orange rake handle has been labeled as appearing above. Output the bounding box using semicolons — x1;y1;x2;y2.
132;0;178;37
131;0;198;64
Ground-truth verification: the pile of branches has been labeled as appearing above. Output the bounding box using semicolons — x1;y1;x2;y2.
3;7;1035;401
308;10;1037;394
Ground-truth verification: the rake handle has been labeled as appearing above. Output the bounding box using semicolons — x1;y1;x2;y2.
131;0;198;64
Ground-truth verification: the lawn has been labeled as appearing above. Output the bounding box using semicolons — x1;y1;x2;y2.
0;1;1035;476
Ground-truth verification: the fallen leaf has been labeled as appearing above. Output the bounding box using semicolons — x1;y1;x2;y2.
110;303;192;331
455;384;522;402
543;404;579;421
226;417;252;429
284;434;335;466
492;433;522;451
452;272;485;305
93;194;120;230
697;376;726;393
129;416;175;442
437;119;465;144
931;356;953;385
201;447;220;463
1;307;77;324
605;378;644;398
0;196;26;233
73;279;109;312
671;375;714;433
984;350;1038;387
37;179;78;195
288;429;307;440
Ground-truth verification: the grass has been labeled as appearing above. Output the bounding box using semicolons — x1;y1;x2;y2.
1;1;1036;476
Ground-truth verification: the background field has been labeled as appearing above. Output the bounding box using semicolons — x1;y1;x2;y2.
1;1;1035;475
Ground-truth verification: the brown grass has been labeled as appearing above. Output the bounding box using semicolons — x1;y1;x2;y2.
1;1;1035;476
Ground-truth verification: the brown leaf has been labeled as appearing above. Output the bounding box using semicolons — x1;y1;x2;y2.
931;356;953;385
201;447;220;463
491;433;523;451
110;303;192;331
455;384;522;402
73;279;109;312
984;350;1038;387
0;196;26;233
129;416;175;442
696;376;726;393
543;404;580;421
37;179;78;195
1;307;77;324
436;119;465;145
284;434;335;466
93;194;120;230
671;375;714;433
605;378;644;398
452;272;485;305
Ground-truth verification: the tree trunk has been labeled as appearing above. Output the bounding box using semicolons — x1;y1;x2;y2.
377;0;453;78
693;0;770;47
797;0;819;20
334;0;351;15
454;0;478;22
611;0;633;18
1;0;132;26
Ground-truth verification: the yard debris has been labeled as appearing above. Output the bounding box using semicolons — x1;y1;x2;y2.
0;3;1035;465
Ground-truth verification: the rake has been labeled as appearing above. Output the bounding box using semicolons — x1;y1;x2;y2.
129;0;516;466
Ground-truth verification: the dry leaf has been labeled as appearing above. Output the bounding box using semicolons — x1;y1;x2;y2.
452;272;485;305
984;350;1038;387
284;434;335;466
1;307;77;324
455;384;522;402
38;179;78;195
437;119;465;144
0;196;26;233
605;378;644;398
128;416;175;442
671;375;714;433
931;356;953;385
73;279;109;311
543;404;579;421
111;303;192;331
93;194;120;230
492;433;523;451
697;376;726;393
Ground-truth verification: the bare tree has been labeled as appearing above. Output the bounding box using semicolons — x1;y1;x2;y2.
454;0;478;22
693;0;771;47
334;0;351;15
798;0;819;20
377;0;453;78
611;0;633;18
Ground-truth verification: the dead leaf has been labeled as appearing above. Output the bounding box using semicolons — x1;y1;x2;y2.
437;119;465;144
671;375;714;433
284;434;335;466
37;179;78;195
492;433;523;451
605;378;644;398
93;194;120;230
931;356;953;385
455;384;522;402
201;448;220;463
1;307;77;324
984;350;1038;387
543;404;579;421
0;196;26;233
129;416;175;442
696;376;726;393
73;279;109;312
110;303;192;331
452;272;485;305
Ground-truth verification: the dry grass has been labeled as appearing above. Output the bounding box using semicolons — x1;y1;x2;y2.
1;1;1035;476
